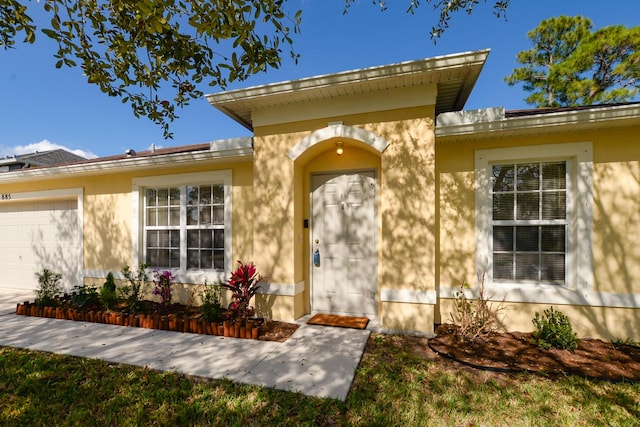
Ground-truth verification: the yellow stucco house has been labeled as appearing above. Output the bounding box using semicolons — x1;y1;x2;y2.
2;49;640;340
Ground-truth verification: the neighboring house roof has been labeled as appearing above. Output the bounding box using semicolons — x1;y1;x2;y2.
436;102;640;142
0;138;253;184
0;149;86;172
206;50;491;130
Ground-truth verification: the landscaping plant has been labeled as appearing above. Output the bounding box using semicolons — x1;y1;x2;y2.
220;261;264;320
450;275;505;339
34;268;63;308
152;270;175;311
199;281;225;323
70;284;100;310
119;264;148;313
531;306;578;351
99;272;118;310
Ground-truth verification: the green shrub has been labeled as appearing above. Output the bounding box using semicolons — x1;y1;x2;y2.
35;268;63;308
200;281;225;322
70;284;100;309
531;307;578;351
99;272;118;310
118;264;148;313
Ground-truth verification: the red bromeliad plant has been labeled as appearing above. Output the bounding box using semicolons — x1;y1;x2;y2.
220;261;263;320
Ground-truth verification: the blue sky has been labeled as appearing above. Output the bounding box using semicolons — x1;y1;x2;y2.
1;1;638;159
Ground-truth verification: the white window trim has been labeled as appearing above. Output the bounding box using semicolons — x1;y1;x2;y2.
475;142;593;304
132;170;232;284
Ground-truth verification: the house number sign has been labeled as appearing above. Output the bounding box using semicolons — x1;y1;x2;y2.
1;193;11;200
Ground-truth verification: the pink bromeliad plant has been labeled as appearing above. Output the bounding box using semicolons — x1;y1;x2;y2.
220;261;264;320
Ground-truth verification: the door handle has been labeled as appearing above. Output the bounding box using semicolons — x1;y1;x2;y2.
313;249;320;267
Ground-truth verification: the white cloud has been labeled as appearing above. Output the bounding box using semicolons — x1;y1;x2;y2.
0;140;98;159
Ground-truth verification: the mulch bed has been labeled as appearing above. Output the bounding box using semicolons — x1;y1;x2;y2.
16;300;299;342
425;324;640;382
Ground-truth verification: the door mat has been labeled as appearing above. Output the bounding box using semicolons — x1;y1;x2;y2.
307;313;369;330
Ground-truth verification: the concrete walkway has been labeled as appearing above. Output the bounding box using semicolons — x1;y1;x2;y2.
0;290;370;401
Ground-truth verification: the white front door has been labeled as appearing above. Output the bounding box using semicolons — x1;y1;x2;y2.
311;171;377;317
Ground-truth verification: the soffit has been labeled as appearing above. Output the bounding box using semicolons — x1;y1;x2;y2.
206;50;490;130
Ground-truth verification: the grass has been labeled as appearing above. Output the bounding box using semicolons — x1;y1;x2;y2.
1;334;639;426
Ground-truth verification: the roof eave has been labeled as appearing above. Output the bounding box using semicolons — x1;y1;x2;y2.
436;104;640;141
0;143;253;184
206;49;490;130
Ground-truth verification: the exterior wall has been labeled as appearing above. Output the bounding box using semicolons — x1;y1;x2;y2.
253;106;438;333
1;159;254;306
436;126;640;340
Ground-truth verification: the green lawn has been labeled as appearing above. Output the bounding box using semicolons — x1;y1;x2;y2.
1;333;639;426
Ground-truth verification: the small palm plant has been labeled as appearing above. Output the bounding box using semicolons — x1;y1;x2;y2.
220;261;264;320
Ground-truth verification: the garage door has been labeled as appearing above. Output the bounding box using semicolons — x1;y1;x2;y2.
0;199;81;291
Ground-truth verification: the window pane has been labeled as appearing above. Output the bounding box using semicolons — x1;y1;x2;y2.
187;186;198;206
493;253;513;280
517;164;539;191
147;189;157;207
169;188;181;205
493;226;513;251
187;206;198;225
200;185;212;204
146;208;157;227
199;206;212;225
170;249;180;267
146;248;158;266
187;230;198;247
541;254;565;282
157;207;169;226
492;194;514;220
515;253;539;280
158;230;169;247
157;249;170;268
157;189;169;206
200;231;212;248
213;206;224;225
516;226;539;252
147;230;157;248
542;191;566;220
542;162;566;190
213;185;224;203
214;229;224;248
187;249;199;269
541;225;565;252
493;165;514;192
213;250;225;270
516;193;539;220
170;230;180;248
201;250;213;269
169;207;180;226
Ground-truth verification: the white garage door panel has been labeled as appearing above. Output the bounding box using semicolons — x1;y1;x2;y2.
0;200;81;291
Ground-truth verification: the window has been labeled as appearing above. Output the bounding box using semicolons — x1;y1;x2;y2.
145;185;225;270
491;161;567;284
133;171;232;281
475;142;593;296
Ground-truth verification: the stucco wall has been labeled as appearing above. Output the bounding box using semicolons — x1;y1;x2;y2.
0;159;254;305
436;126;640;340
252;106;438;331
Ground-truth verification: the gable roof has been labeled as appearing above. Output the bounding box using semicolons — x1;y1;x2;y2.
206;50;490;130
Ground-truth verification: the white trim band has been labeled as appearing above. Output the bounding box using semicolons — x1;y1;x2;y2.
439;285;640;309
380;288;437;305
258;281;305;297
